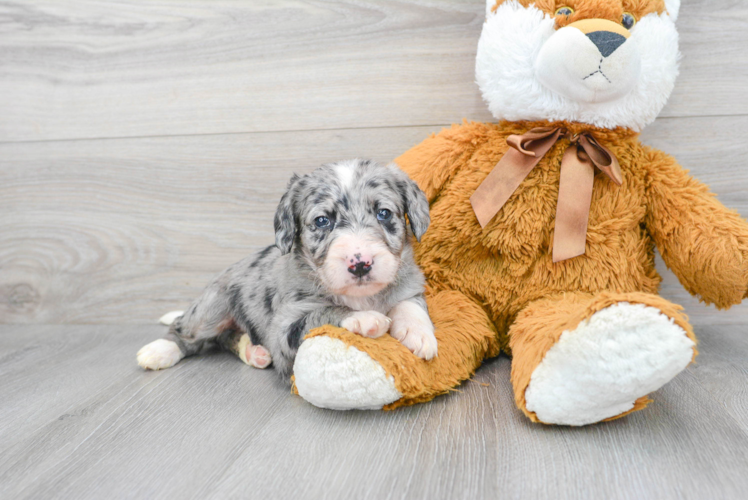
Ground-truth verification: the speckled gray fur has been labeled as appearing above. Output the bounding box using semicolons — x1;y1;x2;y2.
163;159;430;381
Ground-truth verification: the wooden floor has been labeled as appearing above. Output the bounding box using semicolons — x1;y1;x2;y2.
2;323;748;499
1;1;748;498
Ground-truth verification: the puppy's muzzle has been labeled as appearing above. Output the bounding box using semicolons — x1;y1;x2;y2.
321;234;399;296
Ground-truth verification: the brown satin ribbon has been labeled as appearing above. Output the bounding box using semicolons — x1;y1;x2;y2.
470;127;623;263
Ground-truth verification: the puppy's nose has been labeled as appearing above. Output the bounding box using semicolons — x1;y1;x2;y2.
586;31;626;57
348;261;372;278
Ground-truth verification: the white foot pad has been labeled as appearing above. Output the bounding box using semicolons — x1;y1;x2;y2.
137;339;184;370
294;336;402;410
524;302;695;426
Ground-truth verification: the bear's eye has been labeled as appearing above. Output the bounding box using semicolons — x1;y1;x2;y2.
622;12;636;29
314;216;331;228
376;209;392;222
554;6;574;17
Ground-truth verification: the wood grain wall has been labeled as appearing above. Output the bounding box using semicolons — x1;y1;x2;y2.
1;0;747;324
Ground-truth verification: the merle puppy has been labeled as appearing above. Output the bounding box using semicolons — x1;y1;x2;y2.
137;159;436;380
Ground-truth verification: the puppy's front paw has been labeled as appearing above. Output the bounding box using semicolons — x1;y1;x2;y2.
388;301;437;360
341;311;391;338
137;339;184;370
390;319;437;360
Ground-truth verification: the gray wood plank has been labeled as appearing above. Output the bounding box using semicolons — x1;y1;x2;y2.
1;324;747;500
0;324;291;499
2;116;748;325
688;324;748;432
0;0;745;142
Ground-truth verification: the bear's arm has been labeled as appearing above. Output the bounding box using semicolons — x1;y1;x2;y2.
643;146;748;308
395;122;487;201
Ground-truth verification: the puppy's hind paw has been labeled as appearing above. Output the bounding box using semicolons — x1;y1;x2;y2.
247;344;272;369
137;339;184;370
158;311;184;326
235;333;272;369
341;311;391;338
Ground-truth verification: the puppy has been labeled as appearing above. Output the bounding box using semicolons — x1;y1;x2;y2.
137;159;437;380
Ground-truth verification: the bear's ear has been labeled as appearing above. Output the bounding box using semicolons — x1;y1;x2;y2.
665;0;680;22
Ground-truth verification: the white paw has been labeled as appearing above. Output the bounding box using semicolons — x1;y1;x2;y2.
158;311;184;326
294;336;402;410
524;302;696;426
247;344;272;369
236;333;272;369
388;300;437;360
137;339;184;370
341;310;391;338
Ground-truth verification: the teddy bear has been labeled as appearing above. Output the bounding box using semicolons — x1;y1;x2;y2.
290;0;748;425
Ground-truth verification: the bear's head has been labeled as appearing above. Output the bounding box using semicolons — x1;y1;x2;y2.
476;0;680;131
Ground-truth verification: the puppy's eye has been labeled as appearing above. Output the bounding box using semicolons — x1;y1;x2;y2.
376;209;392;221
554;6;574;17
621;12;636;30
314;216;330;228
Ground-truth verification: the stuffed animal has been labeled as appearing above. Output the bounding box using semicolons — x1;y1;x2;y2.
290;0;748;425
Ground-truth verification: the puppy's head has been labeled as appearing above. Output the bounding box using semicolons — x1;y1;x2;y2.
274;159;429;297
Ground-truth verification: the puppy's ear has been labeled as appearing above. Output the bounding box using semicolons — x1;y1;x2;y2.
274;174;302;255
391;164;430;241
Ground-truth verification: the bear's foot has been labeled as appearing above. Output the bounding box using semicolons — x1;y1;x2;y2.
293;291;501;411
523;302;695;426
294;335;402;410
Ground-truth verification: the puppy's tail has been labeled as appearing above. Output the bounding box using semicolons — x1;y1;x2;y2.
158;311;185;326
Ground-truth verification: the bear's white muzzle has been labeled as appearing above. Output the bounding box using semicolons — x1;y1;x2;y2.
535;19;641;104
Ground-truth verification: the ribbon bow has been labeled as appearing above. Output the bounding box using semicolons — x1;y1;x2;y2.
469;127;623;263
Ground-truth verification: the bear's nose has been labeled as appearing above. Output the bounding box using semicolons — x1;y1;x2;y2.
586;31;627;58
